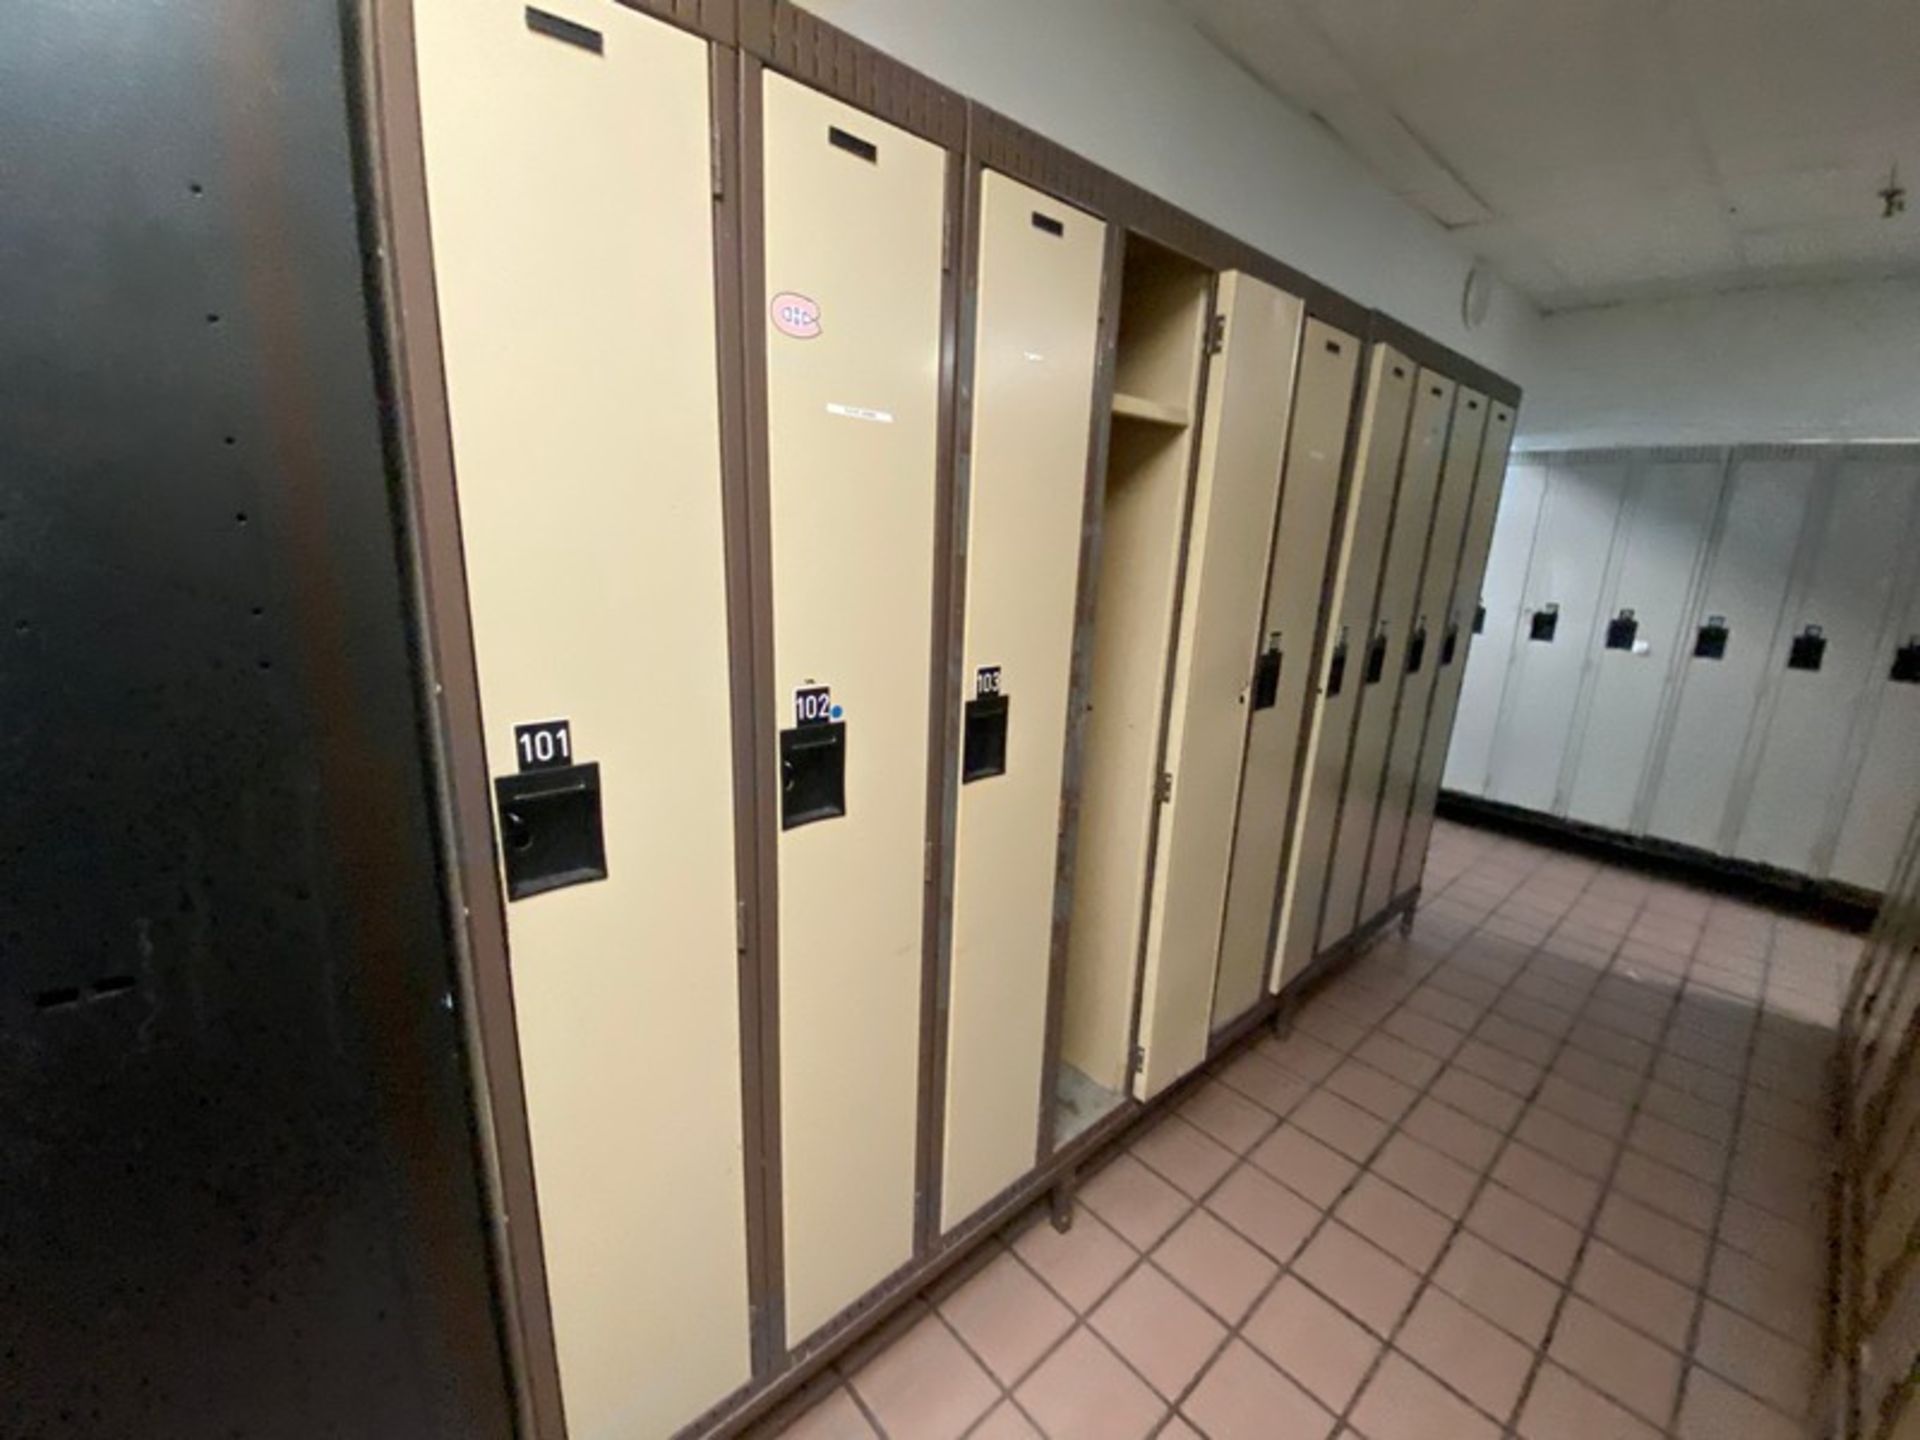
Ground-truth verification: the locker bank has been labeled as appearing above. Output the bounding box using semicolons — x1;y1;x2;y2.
50;0;1920;1433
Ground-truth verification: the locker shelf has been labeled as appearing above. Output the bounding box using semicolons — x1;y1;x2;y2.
1111;391;1191;427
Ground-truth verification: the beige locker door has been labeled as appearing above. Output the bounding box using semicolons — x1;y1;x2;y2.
760;74;948;1340
1396;404;1519;896
413;3;749;1433
1211;320;1362;1031
1272;347;1416;990
1362;390;1489;922
1319;371;1455;947
941;174;1105;1229
1132;273;1304;1098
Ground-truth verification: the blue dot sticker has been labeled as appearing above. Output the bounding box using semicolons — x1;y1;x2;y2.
830;704;844;720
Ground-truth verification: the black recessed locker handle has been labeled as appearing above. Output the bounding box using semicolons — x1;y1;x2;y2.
1787;624;1826;672
1605;608;1638;651
962;693;1011;782
780;721;847;828
494;763;608;900
1892;637;1920;684
1694;615;1730;660
1364;628;1388;684
1326;636;1349;697
1440;619;1461;667
1472;601;1487;635
1251;642;1283;711
1528;603;1560;643
1405;623;1427;675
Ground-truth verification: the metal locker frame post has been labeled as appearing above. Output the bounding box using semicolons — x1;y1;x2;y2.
1131;271;1305;1098
1360;387;1489;927
1396;403;1520;899
1270;344;1419;991
1211;318;1366;1034
1317;369;1456;949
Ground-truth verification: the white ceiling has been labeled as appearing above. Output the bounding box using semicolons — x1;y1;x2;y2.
1165;0;1920;311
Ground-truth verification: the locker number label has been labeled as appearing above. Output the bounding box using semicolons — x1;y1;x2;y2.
513;719;574;773
770;291;822;339
794;685;836;728
974;666;1003;699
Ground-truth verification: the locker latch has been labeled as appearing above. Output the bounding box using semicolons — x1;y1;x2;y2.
1440;620;1461;667
1404;622;1427;675
1364;626;1388;684
1605;608;1638;651
1892;636;1920;684
1206;312;1226;355
1326;633;1349;697
780;721;847;829
494;763;608;900
1528;604;1559;643
1787;625;1826;672
1473;601;1487;635
1251;640;1283;711
1694;616;1730;660
962;693;1011;782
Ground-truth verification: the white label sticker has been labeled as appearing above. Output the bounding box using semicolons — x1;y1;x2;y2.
1630;639;1652;656
826;403;894;424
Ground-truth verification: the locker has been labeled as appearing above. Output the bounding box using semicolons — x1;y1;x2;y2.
1211;320;1363;1031
1318;371;1456;947
1359;388;1490;926
759;74;949;1337
1562;453;1725;831
1644;455;1817;854
942;172;1106;1228
1059;239;1211;1140
1444;453;1548;795
414;1;750;1431
1482;457;1631;812
1132;273;1304;1097
1832;517;1920;891
1271;345;1417;988
1399;405;1519;895
1731;455;1920;875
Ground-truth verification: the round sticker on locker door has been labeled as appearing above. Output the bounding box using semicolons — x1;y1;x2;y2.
770;291;822;339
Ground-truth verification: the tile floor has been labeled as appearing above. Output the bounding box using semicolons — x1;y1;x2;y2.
764;820;1855;1440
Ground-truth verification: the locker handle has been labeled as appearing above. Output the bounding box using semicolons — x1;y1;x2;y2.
1787;625;1826;672
1404;624;1427;675
1326;639;1349;697
524;6;604;52
1472;601;1487;635
828;126;879;163
1031;210;1065;237
1604;609;1638;651
1251;644;1283;711
1527;605;1559;643
1364;631;1388;684
1694;616;1730;660
1891;637;1920;684
1440;620;1460;667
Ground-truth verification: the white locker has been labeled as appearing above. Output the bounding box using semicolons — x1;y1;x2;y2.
1562;453;1725;831
1831;503;1920;893
1731;454;1920;875
1482;457;1631;812
1645;454;1817;854
1444;456;1548;796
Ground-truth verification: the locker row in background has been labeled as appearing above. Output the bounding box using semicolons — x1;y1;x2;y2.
388;2;1519;1436
1446;444;1920;896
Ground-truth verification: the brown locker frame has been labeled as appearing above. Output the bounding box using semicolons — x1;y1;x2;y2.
360;3;1523;1436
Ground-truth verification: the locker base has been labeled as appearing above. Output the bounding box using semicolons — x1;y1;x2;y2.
1436;791;1878;931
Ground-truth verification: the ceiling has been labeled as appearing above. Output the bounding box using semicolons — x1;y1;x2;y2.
1165;0;1920;312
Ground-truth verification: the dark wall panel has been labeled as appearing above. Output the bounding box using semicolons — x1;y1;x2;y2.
0;1;516;1435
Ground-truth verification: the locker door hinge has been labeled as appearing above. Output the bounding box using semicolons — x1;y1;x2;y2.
735;900;747;954
710;116;725;199
1206;312;1226;355
942;202;955;273
1156;771;1173;804
925;840;935;885
1130;1044;1146;1078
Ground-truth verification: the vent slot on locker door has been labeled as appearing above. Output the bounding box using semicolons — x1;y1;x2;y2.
962;694;1010;782
495;763;608;900
1787;625;1826;672
1404;623;1427;675
1695;616;1730;660
781;721;847;828
1363;629;1388;684
1892;637;1920;684
1528;604;1559;643
1326;636;1348;697
1251;642;1282;710
1441;620;1460;667
1605;609;1639;651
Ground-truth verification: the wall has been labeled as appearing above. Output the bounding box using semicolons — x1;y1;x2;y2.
799;0;1540;382
1519;277;1920;448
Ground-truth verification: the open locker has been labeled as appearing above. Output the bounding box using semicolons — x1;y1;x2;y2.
1212;320;1364;1032
1729;454;1920;875
1399;404;1519;897
941;171;1106;1229
411;1;751;1432
1444;452;1548;796
1561;452;1726;831
1481;455;1633;814
1318;370;1456;949
757;72;949;1339
1271;345;1417;989
1644;453;1817;855
1359;388;1490;926
1131;272;1304;1098
1058;236;1211;1141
